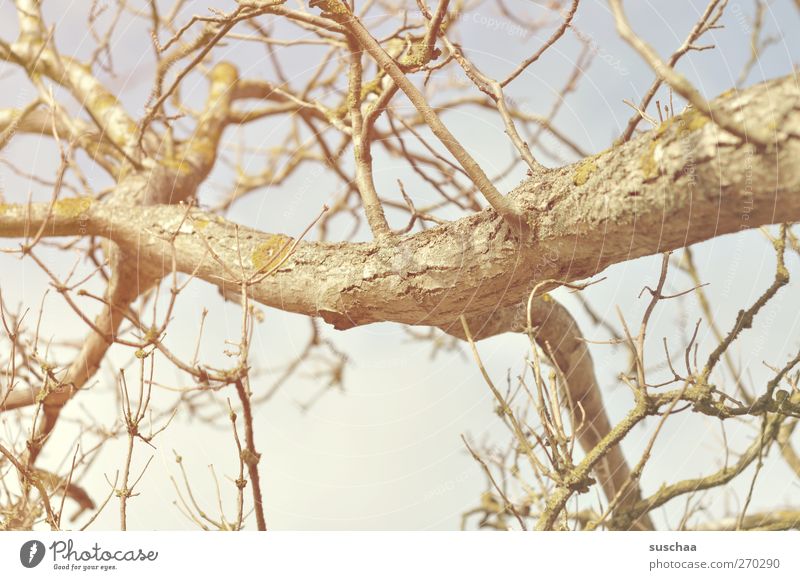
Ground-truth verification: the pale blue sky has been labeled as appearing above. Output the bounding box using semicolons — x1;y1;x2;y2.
0;0;798;530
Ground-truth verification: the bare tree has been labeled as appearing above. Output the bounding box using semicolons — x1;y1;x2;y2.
0;0;798;531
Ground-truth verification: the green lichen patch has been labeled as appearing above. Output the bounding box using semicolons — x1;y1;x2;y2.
143;326;160;344
210;62;238;87
187;136;217;167
639;109;710;181
400;41;440;69
161;155;194;175
251;235;294;272
572;158;598;186
310;0;351;17
640;140;660;180
92;92;121;115
193;217;210;231
53;197;92;218
360;77;383;100
656;108;710;138
680;109;710;133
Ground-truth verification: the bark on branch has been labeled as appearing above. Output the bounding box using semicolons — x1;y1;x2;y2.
1;74;796;333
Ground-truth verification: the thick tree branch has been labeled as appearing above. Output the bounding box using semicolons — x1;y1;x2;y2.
0;74;797;332
0;62;244;462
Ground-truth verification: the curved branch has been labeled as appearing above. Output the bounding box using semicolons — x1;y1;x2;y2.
0;74;797;332
0;63;244;463
447;297;654;530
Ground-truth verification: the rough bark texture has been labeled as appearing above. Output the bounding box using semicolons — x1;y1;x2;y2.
2;74;797;333
1;73;797;528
